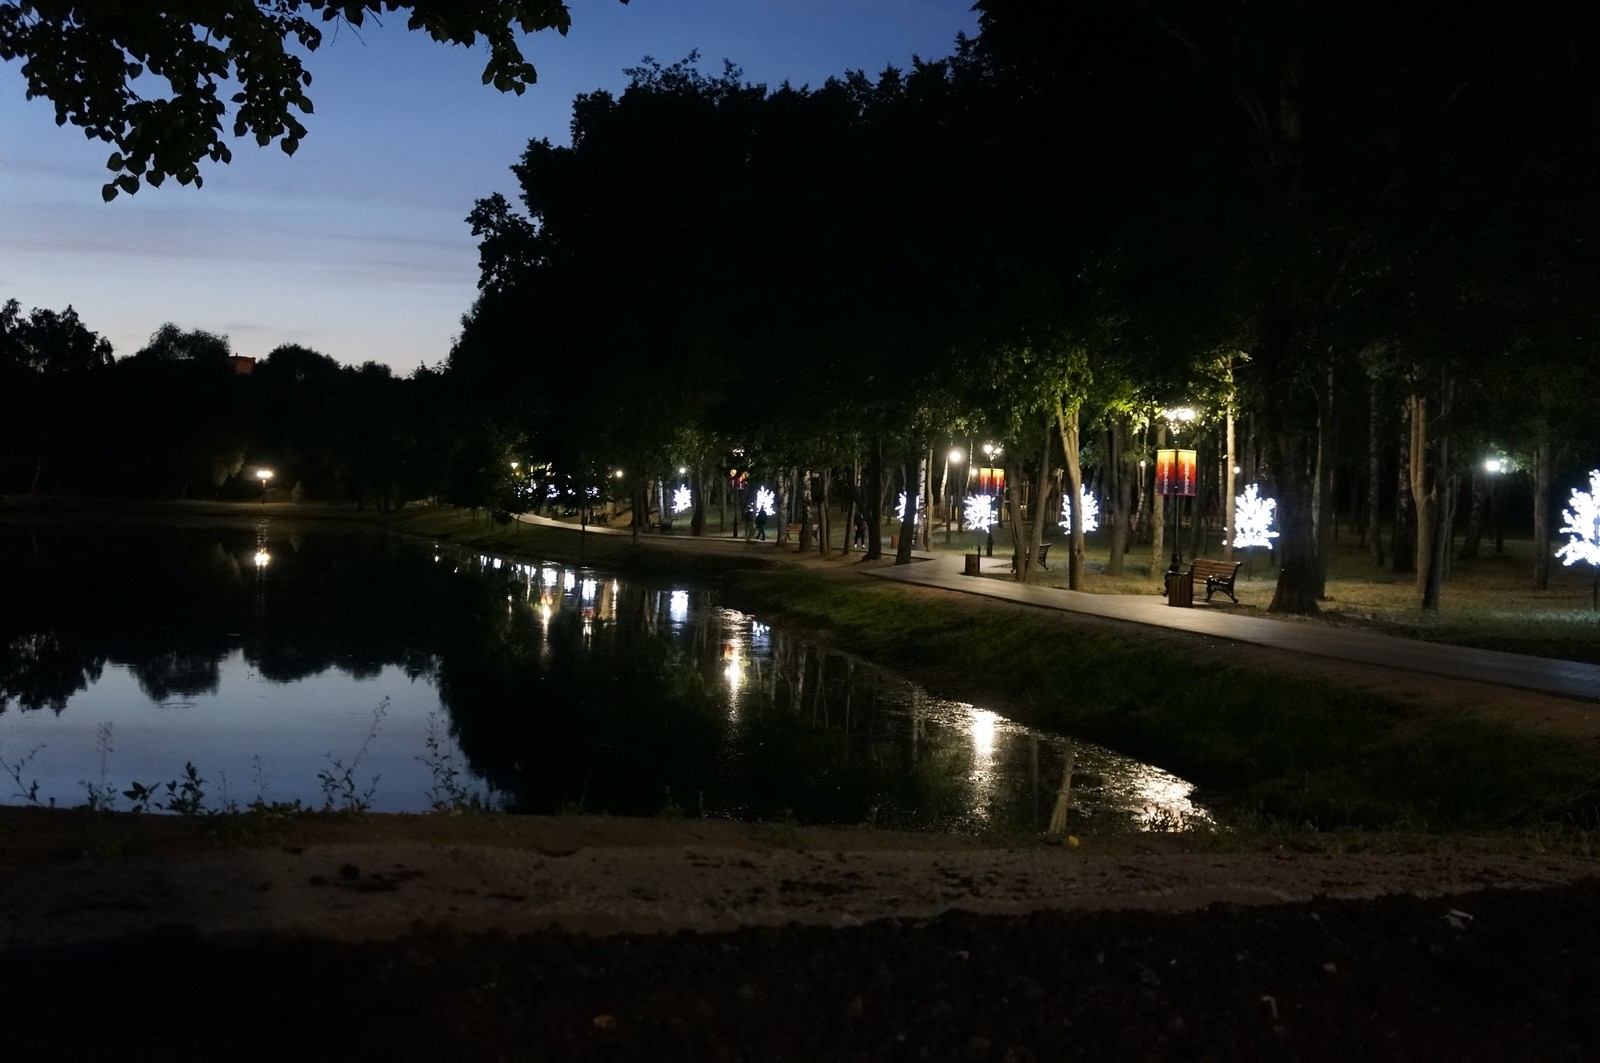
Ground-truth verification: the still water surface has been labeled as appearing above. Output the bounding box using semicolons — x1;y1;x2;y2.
0;520;1206;831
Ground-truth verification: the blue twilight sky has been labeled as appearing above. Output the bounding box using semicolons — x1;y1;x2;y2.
1;1;979;373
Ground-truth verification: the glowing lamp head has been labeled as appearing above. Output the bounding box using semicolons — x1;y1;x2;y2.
256;468;274;484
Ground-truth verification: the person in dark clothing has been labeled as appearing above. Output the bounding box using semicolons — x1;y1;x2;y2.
854;511;868;547
755;508;768;541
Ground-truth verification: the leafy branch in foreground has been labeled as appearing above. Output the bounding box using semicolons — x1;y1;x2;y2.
0;1;614;199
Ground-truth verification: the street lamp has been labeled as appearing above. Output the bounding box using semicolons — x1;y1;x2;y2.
1156;406;1198;578
256;467;274;504
946;447;964;543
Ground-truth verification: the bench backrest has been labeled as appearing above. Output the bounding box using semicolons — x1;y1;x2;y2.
1189;559;1239;576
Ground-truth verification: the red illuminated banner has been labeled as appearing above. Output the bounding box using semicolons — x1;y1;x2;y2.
976;466;1006;496
1155;448;1197;496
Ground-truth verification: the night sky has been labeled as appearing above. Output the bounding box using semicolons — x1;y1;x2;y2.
1;1;980;372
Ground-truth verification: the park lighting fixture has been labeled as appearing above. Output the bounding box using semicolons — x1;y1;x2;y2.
1161;406;1197;435
1484;456;1505;474
253;548;270;568
256;467;273;503
1228;484;1280;549
1059;486;1100;534
672;484;693;513
949;447;964;465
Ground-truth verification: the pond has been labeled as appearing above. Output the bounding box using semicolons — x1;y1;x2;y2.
0;519;1208;832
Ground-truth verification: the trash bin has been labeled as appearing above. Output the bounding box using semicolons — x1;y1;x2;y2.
964;553;982;576
1165;570;1193;607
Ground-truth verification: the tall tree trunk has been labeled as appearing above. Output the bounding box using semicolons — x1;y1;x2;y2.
1107;416;1134;576
1312;361;1336;597
1150;423;1167;578
894;454;917;565
1006;456;1030;582
1030;417;1053;584
1533;400;1552;590
1224;377;1237;564
865;439;884;561
1408;391;1434;594
1054;398;1085;589
1460;466;1485;560
1367;376;1385;567
1392;416;1415;573
798;468;815;554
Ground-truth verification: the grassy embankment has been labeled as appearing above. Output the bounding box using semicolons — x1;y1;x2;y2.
389;506;1600;843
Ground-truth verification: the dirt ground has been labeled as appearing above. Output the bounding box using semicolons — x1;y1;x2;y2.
4;507;1600;1057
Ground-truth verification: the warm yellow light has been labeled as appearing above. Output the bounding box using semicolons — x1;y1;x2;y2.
253;549;270;567
256;468;274;483
949;448;964;464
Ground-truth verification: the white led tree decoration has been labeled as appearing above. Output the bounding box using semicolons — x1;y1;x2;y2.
1227;484;1280;549
895;491;922;525
672;484;693;514
1556;470;1600;610
1058;486;1100;534
964;494;997;531
753;487;776;517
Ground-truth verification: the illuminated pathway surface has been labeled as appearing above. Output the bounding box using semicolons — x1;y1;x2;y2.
872;553;1600;704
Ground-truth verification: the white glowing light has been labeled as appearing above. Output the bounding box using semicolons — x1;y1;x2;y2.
1058;486;1100;534
895;492;922;525
964;494;997;531
541;567;558;586
1556;470;1600;568
669;590;689;622
969;709;997;758
724;650;744;688
580;578;598;600
753;487;776;516
563;571;576;592
672;484;693;513
1227;483;1280;549
253;549;270;568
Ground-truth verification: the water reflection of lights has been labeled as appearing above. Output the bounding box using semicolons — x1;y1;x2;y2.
580;578;597;601
723;646;744;689
562;571;576;592
253;549;270;568
669;590;689;622
968;709;997;758
542;567;558;587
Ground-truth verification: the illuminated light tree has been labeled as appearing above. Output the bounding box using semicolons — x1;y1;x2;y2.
753;487;776;517
1556;470;1600;610
672;484;693;514
1058;486;1100;535
895;492;922;525
1227;484;1280;550
964;494;997;531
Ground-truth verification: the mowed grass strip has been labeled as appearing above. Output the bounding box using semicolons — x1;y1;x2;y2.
724;569;1600;833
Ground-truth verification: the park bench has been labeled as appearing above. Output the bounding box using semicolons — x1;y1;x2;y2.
1187;557;1243;603
1010;541;1052;571
649;518;674;533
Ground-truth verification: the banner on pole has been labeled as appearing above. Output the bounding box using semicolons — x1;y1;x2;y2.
1155;449;1197;496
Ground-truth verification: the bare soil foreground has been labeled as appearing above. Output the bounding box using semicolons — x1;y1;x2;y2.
4;808;1600;1057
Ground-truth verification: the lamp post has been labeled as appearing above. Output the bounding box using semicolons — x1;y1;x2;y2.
946;447;964;544
1484;455;1507;554
1158;406;1197;577
256;467;273;504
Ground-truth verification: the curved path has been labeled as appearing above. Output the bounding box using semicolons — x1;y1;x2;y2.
873;552;1600;703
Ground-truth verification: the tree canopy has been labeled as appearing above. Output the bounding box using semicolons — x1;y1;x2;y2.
0;1;628;199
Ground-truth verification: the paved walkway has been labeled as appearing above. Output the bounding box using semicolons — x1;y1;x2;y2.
513;513;1598;703
871;552;1600;703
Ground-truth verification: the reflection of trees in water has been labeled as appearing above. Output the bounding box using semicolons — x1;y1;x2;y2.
0;521;461;712
128;650;223;702
0;632;105;714
435;580;1025;829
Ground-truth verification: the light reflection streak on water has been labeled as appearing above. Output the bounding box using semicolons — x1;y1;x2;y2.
422;548;1209;832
